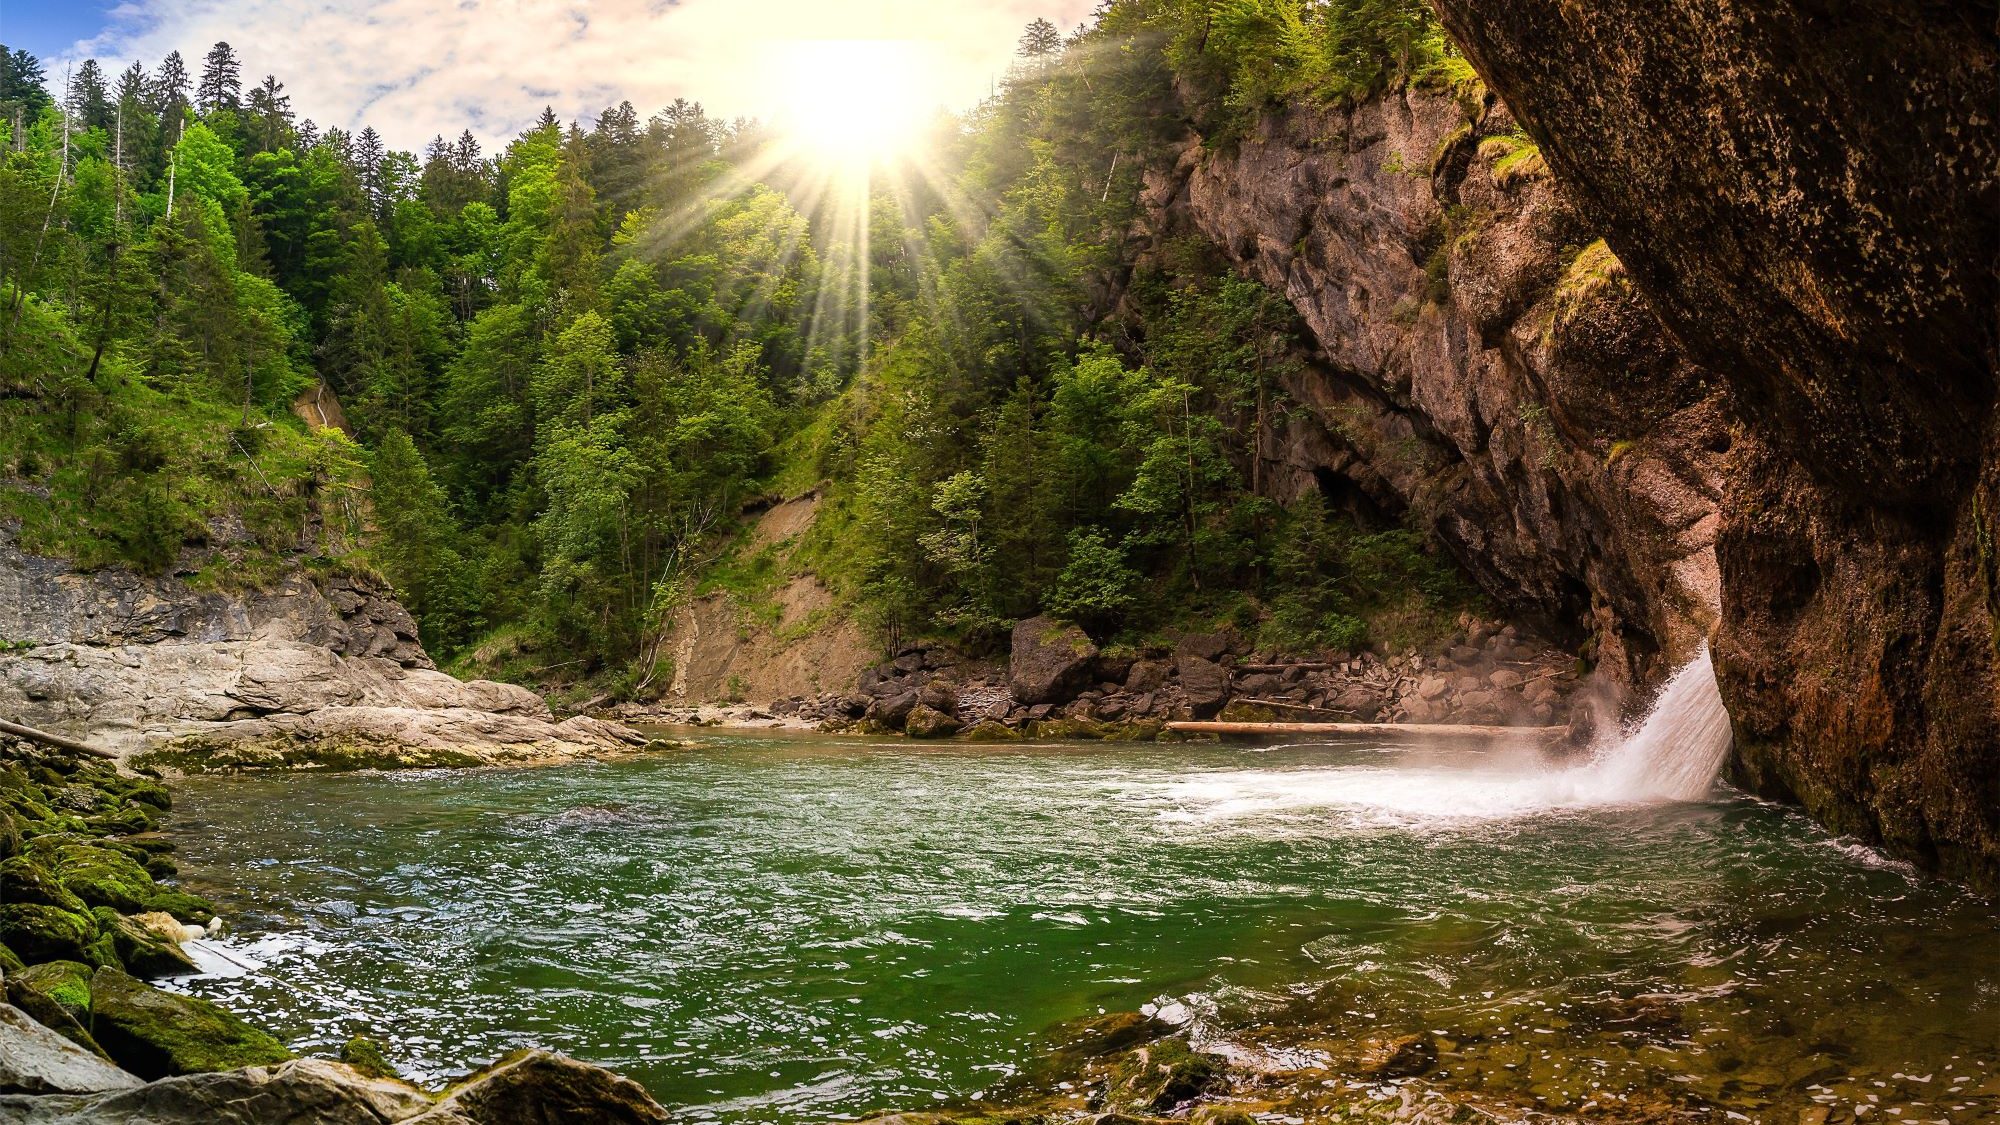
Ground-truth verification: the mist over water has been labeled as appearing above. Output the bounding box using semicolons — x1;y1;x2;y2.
166;694;2000;1123
1158;647;1733;825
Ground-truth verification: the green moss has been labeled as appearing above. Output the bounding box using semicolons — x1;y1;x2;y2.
56;844;164;914
0;942;23;974
7;961;107;1057
88;966;293;1079
1;854;89;913
92;908;198;979
0;902;99;964
340;1034;399;1079
958;721;1023;742
1105;1037;1224;1114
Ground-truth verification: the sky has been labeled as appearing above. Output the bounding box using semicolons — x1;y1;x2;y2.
8;0;1100;150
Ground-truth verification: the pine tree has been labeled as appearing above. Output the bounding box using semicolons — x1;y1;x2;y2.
244;74;292;152
196;42;242;114
1;47;52;136
354;125;387;214
1018;18;1063;57
67;59;113;132
295;118;319;148
149;51;190;115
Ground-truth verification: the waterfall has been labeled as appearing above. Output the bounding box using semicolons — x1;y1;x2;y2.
1577;646;1733;803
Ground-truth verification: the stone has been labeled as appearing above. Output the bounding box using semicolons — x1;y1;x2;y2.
1124;660;1168;693
54;845;165;915
87;967;292;1079
338;1035;398;1080
0;1058;432;1124
1489;668;1525;690
405;1049;668;1124
1008;617;1099;706
91;910;198;979
0;857;87;914
0;904;97;966
1105;1038;1223;1114
7;962;102;1057
1176;657;1231;718
870;691;919;730
903;704;962;740
1172;631;1234;664
1356;1033;1437;1078
1331;687;1383;721
917;679;959;714
0;1002;141;1095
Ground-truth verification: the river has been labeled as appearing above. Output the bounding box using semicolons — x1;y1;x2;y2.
165;729;2000;1121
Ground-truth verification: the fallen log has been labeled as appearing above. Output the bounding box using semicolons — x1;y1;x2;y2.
1168;720;1566;741
0;718;120;759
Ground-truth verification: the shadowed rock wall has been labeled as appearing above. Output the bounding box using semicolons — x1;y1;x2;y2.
1429;0;2000;881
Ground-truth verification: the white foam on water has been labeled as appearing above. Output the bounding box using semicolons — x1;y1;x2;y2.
1155;647;1733;824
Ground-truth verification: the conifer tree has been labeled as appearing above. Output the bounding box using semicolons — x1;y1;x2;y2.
67;59;113;132
244;74;292;152
195;42;242;114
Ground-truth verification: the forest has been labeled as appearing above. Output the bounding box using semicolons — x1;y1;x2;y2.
0;0;1476;696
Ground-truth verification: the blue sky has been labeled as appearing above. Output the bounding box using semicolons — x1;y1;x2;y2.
6;0;123;60
3;0;1096;150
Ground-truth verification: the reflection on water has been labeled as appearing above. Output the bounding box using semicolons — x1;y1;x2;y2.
167;733;2000;1122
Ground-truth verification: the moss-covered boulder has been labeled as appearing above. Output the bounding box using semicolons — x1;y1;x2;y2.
0;941;23;974
1104;1038;1224;1115
959;721;1022;742
340;1034;398;1080
7;960;106;1057
1;854;89;913
0;902;99;964
87;966;292;1079
55;843;161;914
0;807;21;859
84;802;159;836
92;908;198;978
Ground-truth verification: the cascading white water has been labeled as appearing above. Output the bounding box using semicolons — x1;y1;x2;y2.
1154;646;1733;823
1571;645;1733;803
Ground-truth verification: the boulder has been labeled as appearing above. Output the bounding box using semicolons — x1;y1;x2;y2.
0;1002;141;1095
7;961;97;1052
91;910;198;979
1124;660;1168;694
869;690;919;730
1330;687;1384;721
1172;630;1235;665
0;1058;430;1124
54;845;164;915
916;679;959;714
903;705;962;740
1104;1038;1223;1114
87;967;291;1079
406;1050;667;1124
0;857;88;914
1176;657;1231;718
1008;617;1098;706
0;904;97;966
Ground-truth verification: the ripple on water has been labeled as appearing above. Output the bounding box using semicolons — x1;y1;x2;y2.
168;736;2000;1121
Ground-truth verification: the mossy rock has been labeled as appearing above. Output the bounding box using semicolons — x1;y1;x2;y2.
103;777;171;812
84;803;159;836
146;890;216;926
88;966;292;1079
959;721;1023;743
1105;1038;1224;1114
55;843;163;913
340;1034;399;1079
0;854;90;913
92;908;198;978
0;807;20;859
0;941;23;974
0;902;99;964
6;959;108;1057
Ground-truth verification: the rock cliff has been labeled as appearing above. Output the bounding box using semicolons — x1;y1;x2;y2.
1425;0;2000;881
1143;88;1729;694
0;528;642;767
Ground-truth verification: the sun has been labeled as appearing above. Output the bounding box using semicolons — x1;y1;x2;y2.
769;39;935;167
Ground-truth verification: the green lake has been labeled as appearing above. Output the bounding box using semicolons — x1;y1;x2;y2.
167;732;2000;1121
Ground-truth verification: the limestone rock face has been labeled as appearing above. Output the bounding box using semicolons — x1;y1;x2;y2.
1148;89;1729;689
1008;617;1099;706
0;530;643;766
1427;0;2000;883
0;1004;141;1096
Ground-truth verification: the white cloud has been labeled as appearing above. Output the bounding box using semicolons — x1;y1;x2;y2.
65;0;1100;150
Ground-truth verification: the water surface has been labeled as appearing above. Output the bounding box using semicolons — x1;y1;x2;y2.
168;732;2000;1121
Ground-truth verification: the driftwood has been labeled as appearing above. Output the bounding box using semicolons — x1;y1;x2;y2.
1168;720;1565;742
0;718;120;759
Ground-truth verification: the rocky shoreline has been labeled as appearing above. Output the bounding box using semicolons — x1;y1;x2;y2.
613;613;1599;747
0;735;668;1122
